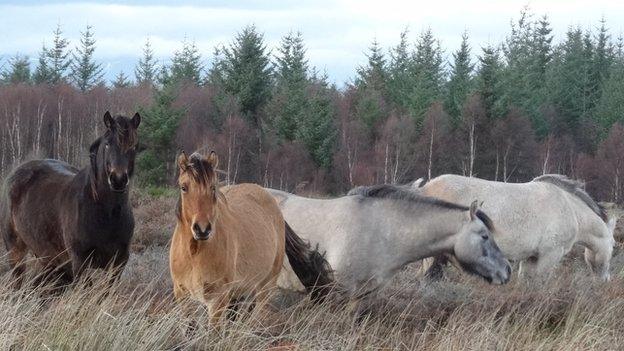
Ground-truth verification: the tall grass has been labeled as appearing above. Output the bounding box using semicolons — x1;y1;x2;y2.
0;259;622;350
0;195;622;350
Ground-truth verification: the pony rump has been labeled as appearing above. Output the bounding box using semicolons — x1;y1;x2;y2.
284;222;333;301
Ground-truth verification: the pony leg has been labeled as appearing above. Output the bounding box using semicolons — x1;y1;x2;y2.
208;292;231;326
6;237;28;288
531;250;564;283
584;242;613;282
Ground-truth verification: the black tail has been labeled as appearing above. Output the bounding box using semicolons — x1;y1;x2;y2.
284;221;333;301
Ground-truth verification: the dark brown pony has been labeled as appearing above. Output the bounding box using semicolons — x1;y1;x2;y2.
0;111;140;285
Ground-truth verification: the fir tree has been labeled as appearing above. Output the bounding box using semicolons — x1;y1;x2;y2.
70;25;104;91
2;54;31;84
271;31;309;141
46;24;72;84
112;71;131;88
170;39;203;85
135;38;158;85
445;31;474;124
33;44;52;84
222;25;273;125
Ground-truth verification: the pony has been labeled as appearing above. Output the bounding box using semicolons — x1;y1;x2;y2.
267;184;511;311
0;111;141;285
169;151;332;324
415;174;616;281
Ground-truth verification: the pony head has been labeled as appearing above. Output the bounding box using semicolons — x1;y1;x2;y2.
176;150;220;241
452;200;511;284
90;111;140;194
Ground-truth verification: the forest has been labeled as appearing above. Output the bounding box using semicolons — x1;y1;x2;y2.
2;9;624;202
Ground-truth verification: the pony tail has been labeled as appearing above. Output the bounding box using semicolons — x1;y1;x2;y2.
284;221;333;301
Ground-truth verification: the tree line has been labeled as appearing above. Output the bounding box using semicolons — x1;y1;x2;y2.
2;9;624;202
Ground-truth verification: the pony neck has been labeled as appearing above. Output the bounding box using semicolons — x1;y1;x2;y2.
383;204;467;266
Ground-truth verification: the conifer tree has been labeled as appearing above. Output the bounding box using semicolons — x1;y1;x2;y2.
135;38;158;85
33;44;52;84
222;25;272;125
113;71;131;88
445;31;474;124
271;31;309;141
1;54;31;84
46;24;72;84
70;25;104;91
170;39;203;85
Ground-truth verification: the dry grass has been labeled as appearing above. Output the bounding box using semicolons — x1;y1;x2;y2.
1;193;623;350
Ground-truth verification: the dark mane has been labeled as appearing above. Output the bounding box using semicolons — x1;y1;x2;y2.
533;174;608;222
348;184;495;230
186;153;216;186
111;115;139;152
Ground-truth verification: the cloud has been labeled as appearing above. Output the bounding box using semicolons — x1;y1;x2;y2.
1;1;623;84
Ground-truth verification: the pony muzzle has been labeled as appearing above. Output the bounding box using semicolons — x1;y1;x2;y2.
108;172;129;192
192;222;213;241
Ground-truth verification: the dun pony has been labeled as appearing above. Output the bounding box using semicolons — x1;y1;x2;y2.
169;151;332;324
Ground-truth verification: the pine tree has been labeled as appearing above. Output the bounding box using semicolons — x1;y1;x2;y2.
135;38;157;86
224;25;273;118
355;39;387;92
354;39;388;131
1;54;31;84
476;45;504;120
271;31;309;141
595;59;624;133
170;39;203;85
387;28;412;111
526;15;553;136
445;31;474;124
46;24;72;84
409;28;445;125
70;25;104;91
113;71;131;88
137;84;185;184
590;18;614;110
222;25;273;125
33;44;52;84
296;73;336;168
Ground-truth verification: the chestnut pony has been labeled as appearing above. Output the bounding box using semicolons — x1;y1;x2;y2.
0;112;140;285
169;151;332;323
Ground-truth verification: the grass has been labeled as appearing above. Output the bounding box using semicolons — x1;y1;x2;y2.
0;191;623;350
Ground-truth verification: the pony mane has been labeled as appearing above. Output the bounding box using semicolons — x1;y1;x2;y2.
532;174;608;222
186;153;216;187
348;184;495;231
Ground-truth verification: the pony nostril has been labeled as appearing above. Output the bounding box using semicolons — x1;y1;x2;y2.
506;265;512;276
192;223;201;235
206;222;212;232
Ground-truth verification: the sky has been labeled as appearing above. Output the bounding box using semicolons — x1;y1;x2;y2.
1;0;623;85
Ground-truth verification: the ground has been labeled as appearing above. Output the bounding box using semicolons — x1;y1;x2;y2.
0;189;623;350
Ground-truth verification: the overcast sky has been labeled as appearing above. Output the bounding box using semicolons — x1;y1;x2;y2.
1;0;623;85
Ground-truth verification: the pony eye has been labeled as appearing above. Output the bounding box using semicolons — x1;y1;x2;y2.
481;234;489;240
180;185;188;193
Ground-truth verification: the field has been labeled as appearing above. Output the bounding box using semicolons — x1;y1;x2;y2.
1;189;623;350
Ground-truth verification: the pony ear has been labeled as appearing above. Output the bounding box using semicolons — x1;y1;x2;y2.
131;112;141;128
469;200;479;221
103;111;114;129
177;151;188;171
207;150;219;169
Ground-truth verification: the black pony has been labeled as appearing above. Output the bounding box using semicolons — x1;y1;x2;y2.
0;111;140;285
